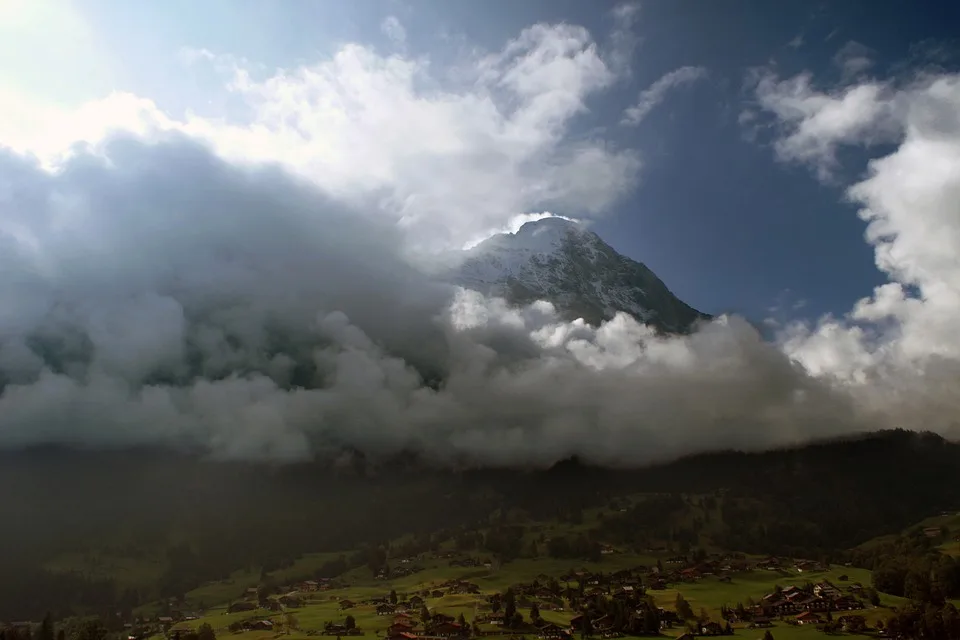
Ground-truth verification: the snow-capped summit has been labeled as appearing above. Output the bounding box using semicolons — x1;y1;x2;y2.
453;216;708;332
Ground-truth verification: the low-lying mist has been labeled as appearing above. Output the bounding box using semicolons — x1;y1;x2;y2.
2;127;958;468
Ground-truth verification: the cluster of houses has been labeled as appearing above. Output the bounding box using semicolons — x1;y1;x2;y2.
752;581;864;621
754;556;827;573
385;612;468;640
376;565;425;580
447;558;492;569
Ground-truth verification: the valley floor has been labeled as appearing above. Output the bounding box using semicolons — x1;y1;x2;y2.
148;550;899;640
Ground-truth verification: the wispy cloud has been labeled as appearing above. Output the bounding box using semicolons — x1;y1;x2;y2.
621;65;707;126
380;15;407;47
833;40;874;80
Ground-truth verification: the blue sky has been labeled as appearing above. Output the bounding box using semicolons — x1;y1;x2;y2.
1;0;958;324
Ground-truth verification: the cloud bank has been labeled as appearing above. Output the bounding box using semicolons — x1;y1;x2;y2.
1;19;959;468
752;66;960;435
0;131;866;466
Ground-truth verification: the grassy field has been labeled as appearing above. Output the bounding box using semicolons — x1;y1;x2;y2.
78;491;942;640
160;551;894;640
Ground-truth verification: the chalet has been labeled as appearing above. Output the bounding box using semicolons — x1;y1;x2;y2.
262;601;282;612
157;617;174;626
227;601;257;614
814;581;841;599
300;580;320;592
483;613;505;625
750;616;772;628
387;633;418;640
394;613;415;624
431;590;444;598
592;615;613;632
795;560;825;573
701;622;723;636
657;609;679;626
409;595;425;608
839;614;867;633
245;587;259;597
248;620;274;631
339;599;356;610
377;604;397;616
536;622;569;640
679;568;701;581
430;622;465;637
430;613;456;625
834;595;863;610
279;594;304;608
796;611;822;625
388;623;415;636
924;527;943;538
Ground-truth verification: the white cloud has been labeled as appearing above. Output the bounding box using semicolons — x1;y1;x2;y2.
621;65;706;126
0;134;866;466
750;70;899;180
607;2;642;76
1;21;640;252
757;69;960;435
380;16;407;47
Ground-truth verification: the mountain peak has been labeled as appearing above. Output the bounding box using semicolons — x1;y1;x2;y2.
515;216;584;236
452;218;709;332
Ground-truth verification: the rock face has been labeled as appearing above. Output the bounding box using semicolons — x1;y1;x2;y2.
453;217;709;332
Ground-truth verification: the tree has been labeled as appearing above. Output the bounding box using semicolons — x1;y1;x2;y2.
530;603;540;622
762;631;775;640
389;589;398;605
457;613;467;628
905;570;932;602
39;613;55;640
420;605;430;626
504;589;517;628
642;607;659;634
73;620;107;640
197;623;216;640
344;615;355;631
674;593;694;620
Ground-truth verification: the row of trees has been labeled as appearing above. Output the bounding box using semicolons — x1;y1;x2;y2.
2;616;113;640
885;602;960;640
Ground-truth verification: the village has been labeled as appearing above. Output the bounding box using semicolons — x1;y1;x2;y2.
139;549;885;640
